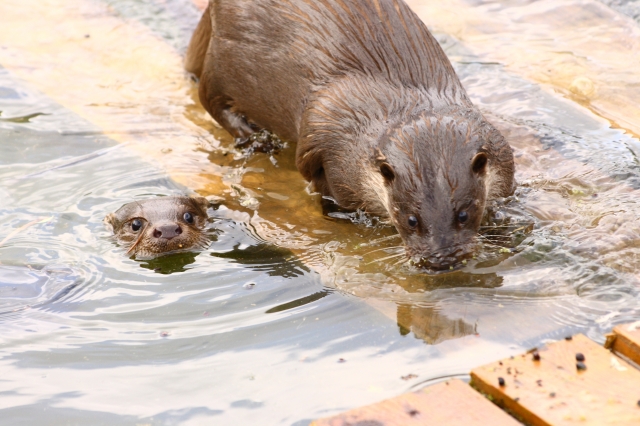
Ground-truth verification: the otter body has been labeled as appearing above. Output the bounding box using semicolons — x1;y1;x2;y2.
105;196;210;258
186;0;515;270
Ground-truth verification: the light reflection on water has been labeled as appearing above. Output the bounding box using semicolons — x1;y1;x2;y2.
1;0;640;424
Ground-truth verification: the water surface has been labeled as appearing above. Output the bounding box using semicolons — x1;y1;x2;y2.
1;0;640;424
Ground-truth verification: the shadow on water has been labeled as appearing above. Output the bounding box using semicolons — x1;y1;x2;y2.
138;251;201;274
211;242;310;278
0;111;48;123
266;290;333;314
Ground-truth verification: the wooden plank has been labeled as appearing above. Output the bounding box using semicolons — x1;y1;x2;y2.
471;334;640;426
311;379;520;426
610;322;640;367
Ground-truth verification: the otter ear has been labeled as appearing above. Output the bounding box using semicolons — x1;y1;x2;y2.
379;162;395;183
472;152;488;175
191;196;211;213
373;148;395;183
104;213;117;233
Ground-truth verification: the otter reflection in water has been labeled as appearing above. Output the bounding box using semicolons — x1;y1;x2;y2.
105;196;210;259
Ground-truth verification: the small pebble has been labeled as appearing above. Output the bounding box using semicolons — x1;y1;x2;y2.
637;400;640;407
160;331;170;337
532;351;541;361
514;397;520;402
575;353;585;362
550;392;556;398
338;358;346;363
576;362;587;371
565;336;573;341
498;377;505;387
243;282;256;289
407;409;419;417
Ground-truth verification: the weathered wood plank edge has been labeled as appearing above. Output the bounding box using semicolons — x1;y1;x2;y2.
472;334;640;426
609;322;640;367
313;325;640;426
311;379;521;426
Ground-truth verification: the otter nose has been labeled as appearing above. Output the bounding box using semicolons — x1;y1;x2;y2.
152;223;183;240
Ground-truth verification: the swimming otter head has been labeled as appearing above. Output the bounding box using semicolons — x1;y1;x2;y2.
369;108;515;270
105;196;210;259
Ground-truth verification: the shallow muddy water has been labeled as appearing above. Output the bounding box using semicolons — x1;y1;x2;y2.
1;0;640;424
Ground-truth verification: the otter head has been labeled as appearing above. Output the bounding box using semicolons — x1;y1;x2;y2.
368;109;514;271
105;196;210;259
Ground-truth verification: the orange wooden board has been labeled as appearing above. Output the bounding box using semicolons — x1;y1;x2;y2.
611;322;640;367
311;379;520;426
471;334;640;425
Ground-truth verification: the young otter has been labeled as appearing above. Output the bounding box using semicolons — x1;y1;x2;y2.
186;0;515;270
105;196;210;258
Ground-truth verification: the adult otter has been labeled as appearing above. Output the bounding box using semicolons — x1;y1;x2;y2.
105;196;210;258
186;0;515;270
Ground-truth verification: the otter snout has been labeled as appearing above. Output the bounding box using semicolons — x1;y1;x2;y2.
411;239;476;271
152;223;183;240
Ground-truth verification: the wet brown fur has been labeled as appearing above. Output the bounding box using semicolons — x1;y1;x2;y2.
186;0;515;270
105;196;210;259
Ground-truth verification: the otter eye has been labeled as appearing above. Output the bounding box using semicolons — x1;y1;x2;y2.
131;219;143;232
458;211;469;224
408;215;418;228
183;212;194;224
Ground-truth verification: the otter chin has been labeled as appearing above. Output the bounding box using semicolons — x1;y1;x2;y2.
186;0;515;271
105;196;210;259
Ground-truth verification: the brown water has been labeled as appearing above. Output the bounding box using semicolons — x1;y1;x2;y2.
1;0;640;424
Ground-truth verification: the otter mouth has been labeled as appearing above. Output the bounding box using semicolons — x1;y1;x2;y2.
410;246;475;272
123;233;210;260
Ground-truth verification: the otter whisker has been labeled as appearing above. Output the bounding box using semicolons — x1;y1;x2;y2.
126;222;149;255
478;235;513;240
478;242;503;249
393;257;410;266
363;245;404;256
478;223;531;229
477;233;512;242
360;234;402;246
